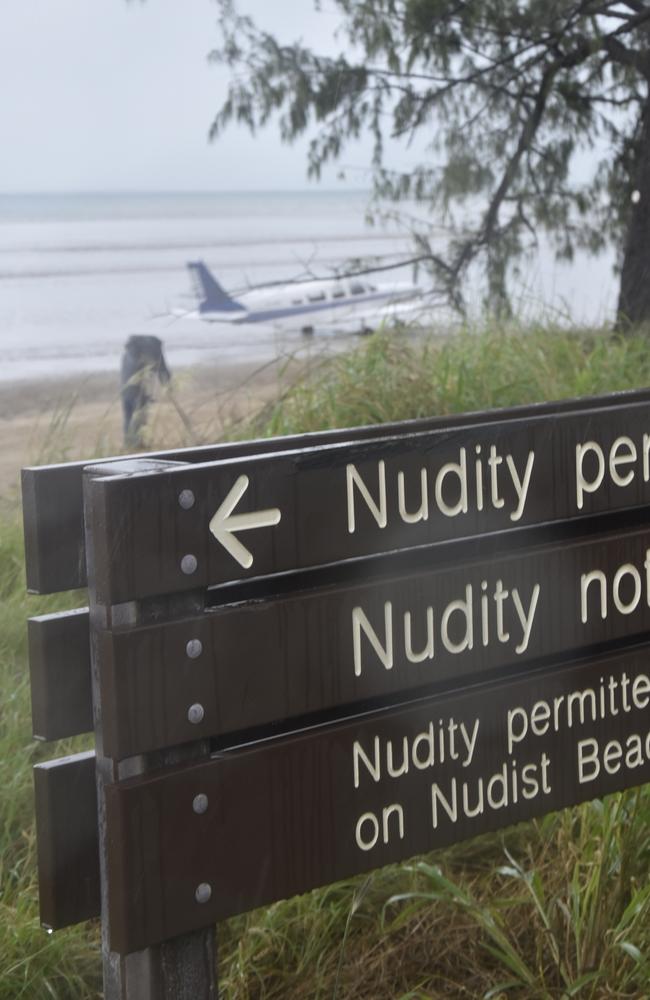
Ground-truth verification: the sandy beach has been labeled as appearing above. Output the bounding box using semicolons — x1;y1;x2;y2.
0;353;309;499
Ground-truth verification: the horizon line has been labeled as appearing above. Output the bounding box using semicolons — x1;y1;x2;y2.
0;187;373;197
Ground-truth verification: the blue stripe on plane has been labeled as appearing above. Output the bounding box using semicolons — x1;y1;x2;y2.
232;289;417;325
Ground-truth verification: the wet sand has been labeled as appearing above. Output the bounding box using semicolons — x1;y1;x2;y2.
0;354;308;499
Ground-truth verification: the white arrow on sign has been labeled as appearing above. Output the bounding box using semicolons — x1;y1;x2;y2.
208;474;281;569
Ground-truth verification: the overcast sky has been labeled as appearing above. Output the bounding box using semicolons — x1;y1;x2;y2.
0;0;392;192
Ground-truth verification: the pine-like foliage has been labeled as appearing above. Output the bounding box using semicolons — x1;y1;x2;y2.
210;1;650;323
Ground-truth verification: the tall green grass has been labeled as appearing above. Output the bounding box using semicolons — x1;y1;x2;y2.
216;798;650;999
255;325;650;436
2;324;650;998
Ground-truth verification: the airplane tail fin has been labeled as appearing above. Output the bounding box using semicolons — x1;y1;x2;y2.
187;261;245;313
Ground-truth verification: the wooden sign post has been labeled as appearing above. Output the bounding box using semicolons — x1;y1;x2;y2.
22;389;650;998
85;459;217;1000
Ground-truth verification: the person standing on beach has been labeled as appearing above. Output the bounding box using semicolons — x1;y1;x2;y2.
120;334;171;447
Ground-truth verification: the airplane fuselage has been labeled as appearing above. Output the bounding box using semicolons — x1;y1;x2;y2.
176;271;422;333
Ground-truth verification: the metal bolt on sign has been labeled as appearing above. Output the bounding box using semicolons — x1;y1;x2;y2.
178;489;195;510
187;703;205;725
186;639;203;659
180;554;198;575
195;883;212;904
193;794;209;815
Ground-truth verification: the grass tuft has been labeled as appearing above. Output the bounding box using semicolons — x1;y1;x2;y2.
253;324;650;437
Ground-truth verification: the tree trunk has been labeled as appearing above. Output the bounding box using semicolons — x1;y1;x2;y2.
486;247;512;322
617;84;650;329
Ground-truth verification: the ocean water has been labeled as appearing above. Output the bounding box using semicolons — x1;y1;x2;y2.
0;191;617;383
0;191;414;383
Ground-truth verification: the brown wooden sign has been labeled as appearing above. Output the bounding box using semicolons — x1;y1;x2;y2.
29;609;92;742
22;389;650;996
104;645;650;954
98;522;650;759
33;751;99;929
85;395;650;603
24;388;650;595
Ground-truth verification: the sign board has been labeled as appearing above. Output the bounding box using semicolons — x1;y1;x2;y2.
23;388;650;993
86;396;650;602
104;645;650;954
33;751;99;929
29;609;92;741
98;521;650;759
24;388;650;594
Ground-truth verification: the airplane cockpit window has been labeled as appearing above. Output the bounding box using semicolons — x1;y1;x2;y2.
308;291;326;302
332;287;345;298
291;299;303;305
350;282;365;295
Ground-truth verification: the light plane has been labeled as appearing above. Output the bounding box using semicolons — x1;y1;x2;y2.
176;260;423;335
